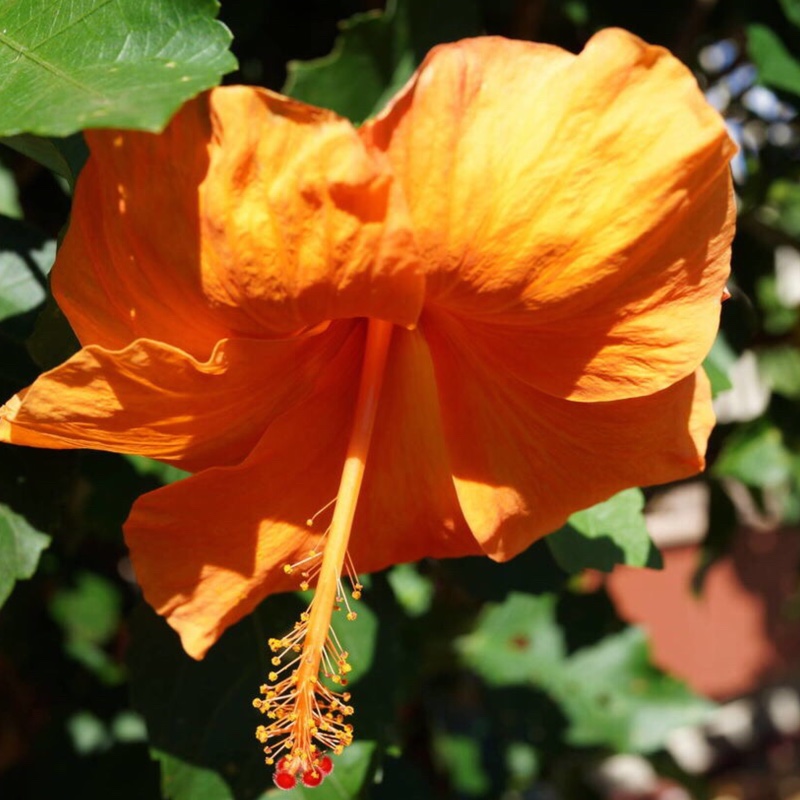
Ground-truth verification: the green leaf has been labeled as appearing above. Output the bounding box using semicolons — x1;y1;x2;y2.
111;711;148;743
154;752;234;800
704;333;737;397
67;710;113;755
756;273;799;335
554;628;713;752
458;594;711;754
457;593;566;687
50;571;125;683
26;291;81;370
505;742;539;785
51;571;121;644
762;178;800;238
125;454;190;485
0;160;22;218
0;215;55;323
779;0;800;28
432;734;490;797
0;502;50;608
0;0;237;138
548;489;662;574
284;0;480;124
748;25;800;96
1;133;89;186
758;345;800;399
714;419;794;489
386;563;434;617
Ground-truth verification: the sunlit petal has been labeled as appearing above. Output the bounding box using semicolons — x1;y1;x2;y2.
424;309;714;559
0;324;354;471
364;29;735;401
57;87;424;357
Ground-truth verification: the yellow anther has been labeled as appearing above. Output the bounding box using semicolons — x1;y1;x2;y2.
346;612;357;621
283;564;294;575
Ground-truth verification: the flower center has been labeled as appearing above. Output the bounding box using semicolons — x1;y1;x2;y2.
252;319;394;790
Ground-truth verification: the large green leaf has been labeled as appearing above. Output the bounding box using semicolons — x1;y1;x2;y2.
284;0;480;124
154;752;234;800
555;628;713;753
0;0;236;138
0;502;50;608
458;594;711;753
457;593;566;686
0;215;54;324
547;489;662;574
748;25;800;96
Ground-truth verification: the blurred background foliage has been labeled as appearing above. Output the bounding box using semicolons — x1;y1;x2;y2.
1;1;800;798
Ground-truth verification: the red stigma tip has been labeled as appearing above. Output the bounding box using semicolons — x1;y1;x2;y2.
302;770;324;788
273;771;296;791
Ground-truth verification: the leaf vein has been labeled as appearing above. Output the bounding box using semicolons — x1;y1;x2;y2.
0;28;104;98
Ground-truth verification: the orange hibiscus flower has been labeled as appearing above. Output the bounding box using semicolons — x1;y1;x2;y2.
0;29;733;786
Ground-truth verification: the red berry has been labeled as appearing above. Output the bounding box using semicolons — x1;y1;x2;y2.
317;756;334;775
273;771;296;791
302;770;324;787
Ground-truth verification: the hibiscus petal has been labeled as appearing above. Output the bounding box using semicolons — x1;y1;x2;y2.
125;323;477;658
0;323;354;472
56;87;424;356
355;326;480;566
423;310;715;560
363;29;735;402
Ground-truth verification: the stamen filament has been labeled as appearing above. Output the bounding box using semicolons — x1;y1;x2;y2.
306;497;336;527
254;319;394;785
